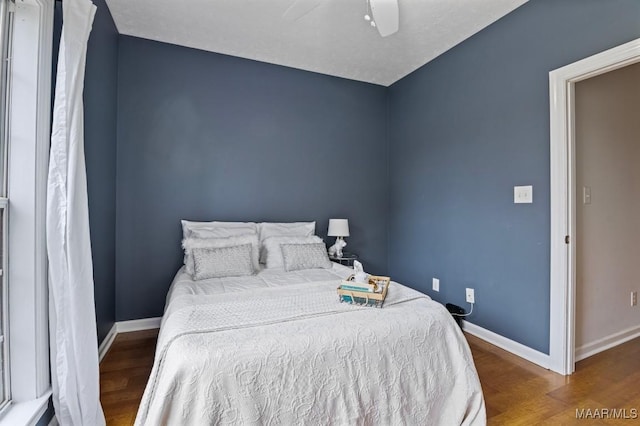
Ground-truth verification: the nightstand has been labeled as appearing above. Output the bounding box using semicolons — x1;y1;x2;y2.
329;252;358;267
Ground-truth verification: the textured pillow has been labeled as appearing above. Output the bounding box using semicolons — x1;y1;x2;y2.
182;234;260;276
262;235;323;269
182;224;256;266
258;222;315;242
191;244;255;280
181;220;257;239
281;243;332;272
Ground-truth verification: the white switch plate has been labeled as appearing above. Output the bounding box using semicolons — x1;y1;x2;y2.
432;278;440;292
583;186;592;205
465;288;475;304
632;291;637;307
514;185;533;204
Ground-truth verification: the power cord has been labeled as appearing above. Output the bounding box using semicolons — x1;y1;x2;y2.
451;302;474;317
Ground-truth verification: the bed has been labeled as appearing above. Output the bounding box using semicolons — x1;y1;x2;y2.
134;221;485;425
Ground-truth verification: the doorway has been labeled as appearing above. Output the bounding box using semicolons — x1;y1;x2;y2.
574;63;640;361
549;38;640;375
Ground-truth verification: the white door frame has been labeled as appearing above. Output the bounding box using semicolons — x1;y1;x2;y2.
548;38;640;375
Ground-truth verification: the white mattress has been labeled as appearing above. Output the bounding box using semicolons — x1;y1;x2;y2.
137;264;486;425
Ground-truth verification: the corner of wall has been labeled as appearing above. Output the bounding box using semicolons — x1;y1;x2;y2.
113;30;122;324
384;86;391;276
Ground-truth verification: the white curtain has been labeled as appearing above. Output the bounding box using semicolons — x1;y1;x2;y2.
47;0;105;424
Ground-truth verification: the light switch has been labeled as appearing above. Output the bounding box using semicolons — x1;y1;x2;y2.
514;185;533;204
583;186;591;205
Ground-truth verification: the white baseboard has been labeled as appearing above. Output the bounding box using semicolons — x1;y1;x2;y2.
116;317;162;333
98;323;117;363
575;324;640;361
98;317;162;364
463;320;551;369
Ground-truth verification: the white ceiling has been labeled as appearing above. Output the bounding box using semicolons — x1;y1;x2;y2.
105;0;528;87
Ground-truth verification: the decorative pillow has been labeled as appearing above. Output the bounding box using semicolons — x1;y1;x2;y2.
189;226;256;239
258;222;316;242
281;243;332;272
192;244;255;280
182;234;260;276
262;235;323;269
181;220;257;239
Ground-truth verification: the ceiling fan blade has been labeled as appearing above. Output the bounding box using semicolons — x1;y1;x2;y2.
283;0;325;22
370;0;399;37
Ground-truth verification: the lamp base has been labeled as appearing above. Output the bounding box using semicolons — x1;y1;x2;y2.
328;237;347;258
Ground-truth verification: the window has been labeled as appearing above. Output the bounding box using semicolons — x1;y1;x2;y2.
0;205;7;411
0;0;12;413
0;0;52;424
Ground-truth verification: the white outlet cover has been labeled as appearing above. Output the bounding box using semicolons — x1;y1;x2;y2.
432;278;440;292
514;185;533;204
465;288;475;304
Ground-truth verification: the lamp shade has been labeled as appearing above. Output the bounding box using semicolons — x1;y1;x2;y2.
327;219;349;237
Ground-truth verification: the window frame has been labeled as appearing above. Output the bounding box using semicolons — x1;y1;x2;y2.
0;199;8;414
0;0;53;423
0;0;11;196
0;0;13;414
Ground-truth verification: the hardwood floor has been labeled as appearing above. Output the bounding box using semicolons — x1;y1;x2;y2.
100;329;158;425
100;330;640;425
468;334;640;424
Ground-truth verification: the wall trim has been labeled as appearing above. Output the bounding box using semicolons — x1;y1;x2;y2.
97;317;162;364
116;317;162;333
463;320;550;370
33;0;54;397
549;37;640;375
97;323;117;363
575;325;640;362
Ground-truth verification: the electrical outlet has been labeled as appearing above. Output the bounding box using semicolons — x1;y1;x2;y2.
466;288;475;304
632;291;637;307
432;278;440;292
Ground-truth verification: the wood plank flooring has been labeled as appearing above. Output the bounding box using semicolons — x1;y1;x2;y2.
100;330;640;425
466;334;640;425
100;329;158;425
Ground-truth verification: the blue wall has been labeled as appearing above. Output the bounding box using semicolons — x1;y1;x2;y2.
81;0;640;352
85;0;118;343
387;0;640;353
115;37;388;320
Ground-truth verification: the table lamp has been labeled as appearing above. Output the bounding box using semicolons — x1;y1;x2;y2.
327;219;349;258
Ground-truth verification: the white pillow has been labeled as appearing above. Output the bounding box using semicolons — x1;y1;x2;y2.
258;222;315;241
281;243;332;272
262;235;323;269
192;244;255;280
182;234;260;276
181;220;257;239
190;226;256;239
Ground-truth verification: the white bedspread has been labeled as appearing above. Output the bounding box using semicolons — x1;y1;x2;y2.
135;266;485;425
